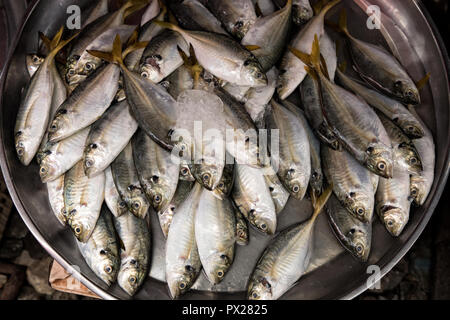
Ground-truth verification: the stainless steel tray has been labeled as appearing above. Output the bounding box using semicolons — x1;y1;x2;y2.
0;0;449;300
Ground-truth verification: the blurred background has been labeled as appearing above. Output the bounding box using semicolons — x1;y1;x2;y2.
0;0;449;300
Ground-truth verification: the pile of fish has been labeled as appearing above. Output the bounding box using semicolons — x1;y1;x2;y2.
14;0;435;300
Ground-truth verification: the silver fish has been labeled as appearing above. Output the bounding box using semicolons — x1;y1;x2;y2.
277;0;340;99
267;100;311;200
195;189;236;284
48;63;120;143
242;0;292;72
322;145;378;223
104;166;127;218
247;187;332;300
272;0;313;25
112;142;150;219
159;180;194;238
114;210;151;296
139;30;190;83
378;112;423;175
263;167;290;214
132;130;179;214
232;164;277;235
155;22;267;87
141;0;161;26
206;0;257;39
326;194;371;262
64;161;105;243
166;183;203;299
39;127;90;183
408;107;435;206
47;175;66;226
376;167;411;237
234;203;249;246
213;162;235;200
84;100;138;177
336;68;425;139
77;207;120;286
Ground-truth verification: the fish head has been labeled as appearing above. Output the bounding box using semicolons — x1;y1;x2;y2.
84;142;107;177
140;55;164;83
147;181;171;213
247;206;277;235
241;58;267;87
346;227;371;262
236;219;249;245
393;80;420;105
39;156;60;183
395;117;425;139
129;189;150;219
232;20;253;40
310;169;324;195
26;54;44;76
65;55;84;86
92;246;120;286
166;263;199;299
283;167;309;200
247;276;273;300
397;142;423;175
65;208;95;243
73;55;102;79
292;4;313;25
47;108;70;142
365;143;394;178
14;130;34;166
380;207;408;237
193;163;221;191
203;251;233;285
118;256;147;296
410;176;426;206
345;191;373;223
179;164;195;181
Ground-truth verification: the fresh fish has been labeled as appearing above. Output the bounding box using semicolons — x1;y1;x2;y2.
76;207;120;286
15;28;75;166
247;186;332;300
213;163;235;200
242;0;292;72
158;180;194;238
376;167;411;237
64;161;105;243
69;25;136;86
232;164;277;235
170;0;228;34
336;68;425;139
195;189;236;284
234;204;249;246
166;183;203;299
165;65;194;100
47;176;66;225
326;194;371;262
25;54;44;77
206;0;257;39
336;10;420;105
84;100;138;177
112;142;150;219
282;100;323;196
114;210;151;296
322;145;378;223
154;22;267;87
132;129;179;213
65;0;145;84
273;0;313;25
408;107;435;206
263;167;290;214
139;30;189;83
277;0;340;99
48;63;120;143
104;166;127;218
378;112;423;175
267;100;311;200
39;127;90;183
292;35;394;178
179;162;196;182
141;0;161;26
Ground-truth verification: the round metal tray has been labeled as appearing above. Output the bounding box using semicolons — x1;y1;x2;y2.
0;0;449;300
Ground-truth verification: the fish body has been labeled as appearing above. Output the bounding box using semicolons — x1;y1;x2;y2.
84;100;138;177
47;176;66;225
112;142;150;219
105;166;128;218
195;189;236;284
64;161;105;243
77;208;120;286
263;167;290;214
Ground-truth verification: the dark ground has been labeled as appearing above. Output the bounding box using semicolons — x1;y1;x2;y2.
0;0;449;300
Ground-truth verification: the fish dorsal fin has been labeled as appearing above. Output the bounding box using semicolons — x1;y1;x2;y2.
416;73;430;91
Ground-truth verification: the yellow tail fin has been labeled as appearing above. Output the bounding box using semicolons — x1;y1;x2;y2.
338;9;350;37
177;44;202;86
43;27;79;61
311;184;333;222
123;0;149;19
416;73;430;91
153;20;183;33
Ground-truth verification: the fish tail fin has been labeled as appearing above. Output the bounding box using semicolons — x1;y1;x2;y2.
38;32;52;52
319;0;341;17
46;27;79;61
178;44;202;85
153;20;183;33
416;73;430;91
311;184;333;222
123;0;149;19
313;0;326;16
310;34;322;73
158;0;168;16
338;60;347;73
245;45;261;52
338;9;350;36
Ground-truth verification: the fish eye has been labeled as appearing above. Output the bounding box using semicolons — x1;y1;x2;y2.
90;143;97;149
394;81;402;88
387;220;394;226
356;207;365;216
243;60;251;66
40;167;47;174
312;172;318;179
181;168;189;176
356;245;363;253
407;126;415;132
129;276;137;285
202;173;211;182
252;292;259;299
33;56;40;63
179;282;186;290
256;72;263;79
410;157;417;164
185;265;194;272
235;21;244;28
154;194;162;204
292;185;300;193
152;175;159;183
85;159;94;168
104;265;113;274
260;223;267;230
377;161;386;171
217;270;224;278
141;72;149;79
349;228;356;235
411;189;418;196
119;201;126;208
68;69;75;75
50;123;58;131
268;186;274;192
17;148;24;156
130;259;137;265
133;201;140;209
74;226;82;235
99;250;106;255
367;146;374;153
248;209;255;218
85;63;94;70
